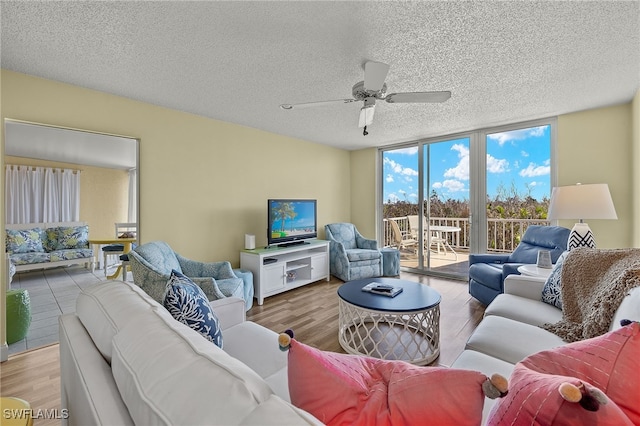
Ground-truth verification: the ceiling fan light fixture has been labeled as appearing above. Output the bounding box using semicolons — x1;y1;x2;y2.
358;104;375;128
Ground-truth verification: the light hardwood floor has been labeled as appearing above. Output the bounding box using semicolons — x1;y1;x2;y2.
1;270;483;425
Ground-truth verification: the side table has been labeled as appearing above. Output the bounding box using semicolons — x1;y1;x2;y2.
517;264;553;279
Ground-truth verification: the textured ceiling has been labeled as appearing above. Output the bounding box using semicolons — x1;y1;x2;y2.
1;1;639;151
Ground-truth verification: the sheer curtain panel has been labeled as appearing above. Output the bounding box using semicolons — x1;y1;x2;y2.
5;165;80;224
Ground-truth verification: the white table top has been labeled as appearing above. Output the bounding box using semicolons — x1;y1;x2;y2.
518;264;553;278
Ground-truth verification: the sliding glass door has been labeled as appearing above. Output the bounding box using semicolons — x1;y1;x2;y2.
380;119;555;280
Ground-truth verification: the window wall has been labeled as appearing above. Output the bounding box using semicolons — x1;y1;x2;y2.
380;118;555;279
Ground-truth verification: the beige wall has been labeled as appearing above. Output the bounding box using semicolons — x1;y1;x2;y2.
5;156;129;237
0;70;351;265
349;148;378;238
632;90;640;247
557;103;633;248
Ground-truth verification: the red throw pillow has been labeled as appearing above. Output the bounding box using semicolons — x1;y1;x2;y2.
286;339;487;426
486;363;633;425
520;322;640;423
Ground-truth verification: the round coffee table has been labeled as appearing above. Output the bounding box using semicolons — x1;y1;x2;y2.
337;278;441;365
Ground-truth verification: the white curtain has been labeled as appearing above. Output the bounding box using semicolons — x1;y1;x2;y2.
5;165;80;224
128;168;137;223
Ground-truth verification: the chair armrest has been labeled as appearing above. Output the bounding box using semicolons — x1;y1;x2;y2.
209;297;246;330
355;229;378;250
503;274;546;300
177;255;236;280
468;253;510;265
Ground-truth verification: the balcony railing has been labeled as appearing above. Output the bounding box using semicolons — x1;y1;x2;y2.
383;217;550;253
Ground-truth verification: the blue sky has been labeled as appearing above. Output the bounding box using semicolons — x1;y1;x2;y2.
383;125;551;203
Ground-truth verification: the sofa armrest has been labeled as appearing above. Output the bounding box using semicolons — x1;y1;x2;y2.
503;274;546;300
210;297;246;330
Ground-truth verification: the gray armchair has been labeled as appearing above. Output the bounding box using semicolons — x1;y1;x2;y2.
468;225;570;305
325;223;382;282
128;241;253;310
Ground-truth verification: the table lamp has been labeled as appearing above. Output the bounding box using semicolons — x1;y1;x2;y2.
547;183;617;250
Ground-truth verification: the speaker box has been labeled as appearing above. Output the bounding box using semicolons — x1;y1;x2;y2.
244;234;256;250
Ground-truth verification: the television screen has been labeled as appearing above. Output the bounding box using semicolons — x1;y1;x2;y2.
268;199;317;246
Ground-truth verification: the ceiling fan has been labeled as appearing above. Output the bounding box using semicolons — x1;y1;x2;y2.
280;61;451;135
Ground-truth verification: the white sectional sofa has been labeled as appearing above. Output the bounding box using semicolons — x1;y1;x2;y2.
60;276;640;425
451;274;640;423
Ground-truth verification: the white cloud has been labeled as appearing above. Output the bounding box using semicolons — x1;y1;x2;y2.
385;174;394;183
384;157;418;177
432;182;443;189
443;143;470;181
487;126;547;146
442;179;466;192
521;150;529;157
387;193;399;202
487;154;509;173
519;162;550;177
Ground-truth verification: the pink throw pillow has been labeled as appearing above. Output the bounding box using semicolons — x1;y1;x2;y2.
520;322;640;423
486;363;633;425
287;339;487;426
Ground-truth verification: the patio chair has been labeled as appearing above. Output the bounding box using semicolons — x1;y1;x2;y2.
468;225;570;306
325;223;382;282
128;241;253;310
389;219;418;252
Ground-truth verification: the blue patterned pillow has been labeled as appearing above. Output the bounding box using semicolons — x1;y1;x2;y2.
48;225;90;250
5;228;45;254
541;251;568;309
163;270;223;348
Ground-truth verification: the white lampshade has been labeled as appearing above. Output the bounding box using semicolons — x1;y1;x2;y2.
547;183;617;250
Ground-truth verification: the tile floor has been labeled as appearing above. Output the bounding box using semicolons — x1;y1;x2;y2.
7;264;129;355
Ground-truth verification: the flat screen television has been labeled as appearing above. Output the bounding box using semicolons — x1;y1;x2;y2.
268;199;317;247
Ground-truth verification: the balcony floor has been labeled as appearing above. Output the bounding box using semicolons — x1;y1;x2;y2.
397;248;470;278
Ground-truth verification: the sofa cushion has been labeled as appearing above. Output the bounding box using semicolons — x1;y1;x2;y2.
8;251;51;265
541;251;567;309
238;395;322;425
76;280;161;363
49;248;94;261
484;294;563;327
47;225;90;250
5;228;45;254
164;270;223;348
111;308;274;425
465;315;565;364
486;363;632;425
287;339;488;426
518;322;640;424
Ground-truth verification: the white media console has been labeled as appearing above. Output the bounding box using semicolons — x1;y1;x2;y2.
240;239;330;305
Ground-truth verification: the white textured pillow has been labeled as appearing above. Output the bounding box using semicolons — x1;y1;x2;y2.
541;251;568;309
111;307;274;425
76;280;160;363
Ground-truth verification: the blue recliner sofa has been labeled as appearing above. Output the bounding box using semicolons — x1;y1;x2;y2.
468;225;570;305
325;223;382;282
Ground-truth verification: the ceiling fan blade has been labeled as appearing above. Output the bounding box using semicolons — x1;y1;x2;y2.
358;104;376;128
280;99;357;110
385;91;451;104
364;61;390;92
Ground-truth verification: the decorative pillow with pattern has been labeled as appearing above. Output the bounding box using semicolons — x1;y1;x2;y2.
541;251;568;309
6;228;45;254
163;270;223;348
48;225;90;250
